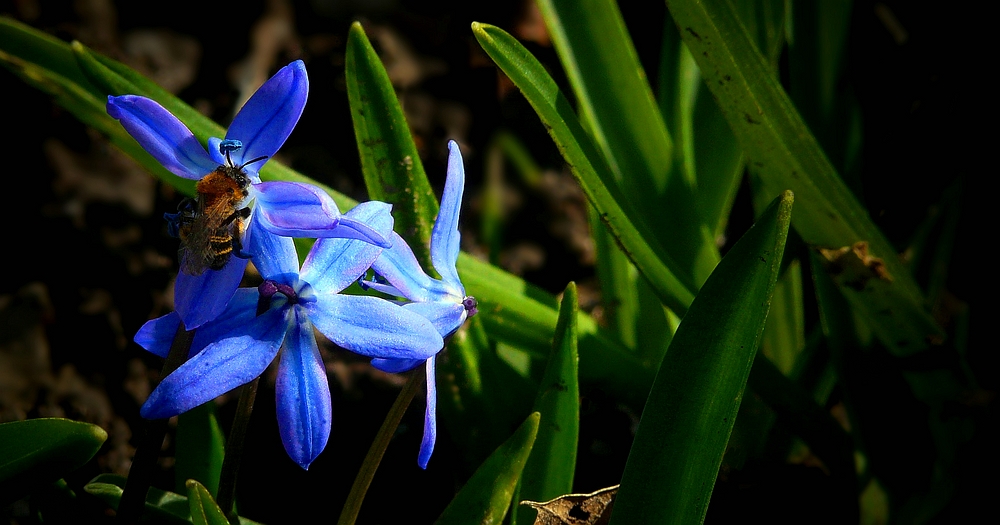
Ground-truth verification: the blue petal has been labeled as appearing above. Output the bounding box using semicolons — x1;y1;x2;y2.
140;306;289;419
300;201;394;294
174;256;249;329
418;356;437;469
134;312;181;358
188;290;269;352
307;295;443;360
370;357;424;373
244;211;300;283
135;290;261;359
370;232;437;303
225;60;308;176
107;95;217;180
404;300;468;338
253;182;387;245
276;309;331;469
430;140;465;289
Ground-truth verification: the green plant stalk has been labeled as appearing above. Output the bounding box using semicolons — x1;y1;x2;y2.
337;369;423;525
216;377;260;524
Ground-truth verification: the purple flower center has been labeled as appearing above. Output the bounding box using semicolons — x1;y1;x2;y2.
257;279;300;315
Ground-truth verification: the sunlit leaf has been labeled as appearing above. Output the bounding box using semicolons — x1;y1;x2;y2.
517;283;580;524
472;22;697;315
345;21;438;265
536;0;719;286
85;474;190;524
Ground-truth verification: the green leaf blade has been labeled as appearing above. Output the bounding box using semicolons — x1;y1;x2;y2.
0;418;107;504
610;191;793;525
517;283;581;525
472;22;696;315
175;403;226;497
345;21;438;264
536;0;719;283
435;412;540;525
84;474;191;525
664;0;941;354
186;479;231;525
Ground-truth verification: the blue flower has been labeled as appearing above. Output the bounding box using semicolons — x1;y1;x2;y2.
108;60;386;329
361;140;477;468
134;201;444;469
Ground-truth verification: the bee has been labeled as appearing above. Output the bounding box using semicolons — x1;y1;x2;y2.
167;140;267;275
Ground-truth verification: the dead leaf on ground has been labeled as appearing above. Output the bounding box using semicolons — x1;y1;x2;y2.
521;485;619;525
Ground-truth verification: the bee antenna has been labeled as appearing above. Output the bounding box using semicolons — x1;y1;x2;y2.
239;155;269;170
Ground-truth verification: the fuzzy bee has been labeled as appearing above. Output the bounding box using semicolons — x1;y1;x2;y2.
166;140;265;275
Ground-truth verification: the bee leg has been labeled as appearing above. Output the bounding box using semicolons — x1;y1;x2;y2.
220;206;251;227
163;198;198;238
231;232;253;260
230;207;253;259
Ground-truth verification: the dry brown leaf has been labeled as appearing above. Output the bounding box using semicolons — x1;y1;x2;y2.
521;485;619;525
818;241;893;291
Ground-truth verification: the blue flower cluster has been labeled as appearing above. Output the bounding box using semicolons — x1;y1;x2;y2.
109;60;475;470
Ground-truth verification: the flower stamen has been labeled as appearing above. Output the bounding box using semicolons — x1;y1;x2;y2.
462;296;478;317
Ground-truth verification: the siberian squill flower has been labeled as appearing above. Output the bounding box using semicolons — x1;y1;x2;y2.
361;140;477;468
108;60;385;329
134;201;443;469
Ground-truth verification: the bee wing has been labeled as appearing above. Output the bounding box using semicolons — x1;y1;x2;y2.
179;198;236;275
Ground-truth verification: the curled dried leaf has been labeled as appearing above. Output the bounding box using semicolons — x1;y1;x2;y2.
521;485;619;525
818;241;892;291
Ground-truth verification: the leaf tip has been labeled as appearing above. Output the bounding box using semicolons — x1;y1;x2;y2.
89;423;110;444
470;21;490;40
777;190;794;228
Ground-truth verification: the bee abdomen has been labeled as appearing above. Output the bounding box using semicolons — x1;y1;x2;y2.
208;235;235;270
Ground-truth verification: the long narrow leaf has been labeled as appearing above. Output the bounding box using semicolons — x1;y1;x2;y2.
663;0;941;355
517;283;580;524
435;412;540;525
472;22;696;315
345;21;438;263
611;191;793;524
536;0;719;285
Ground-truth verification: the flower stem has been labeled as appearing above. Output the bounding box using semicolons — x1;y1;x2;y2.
216;375;261;524
336;368;424;525
117;322;195;524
